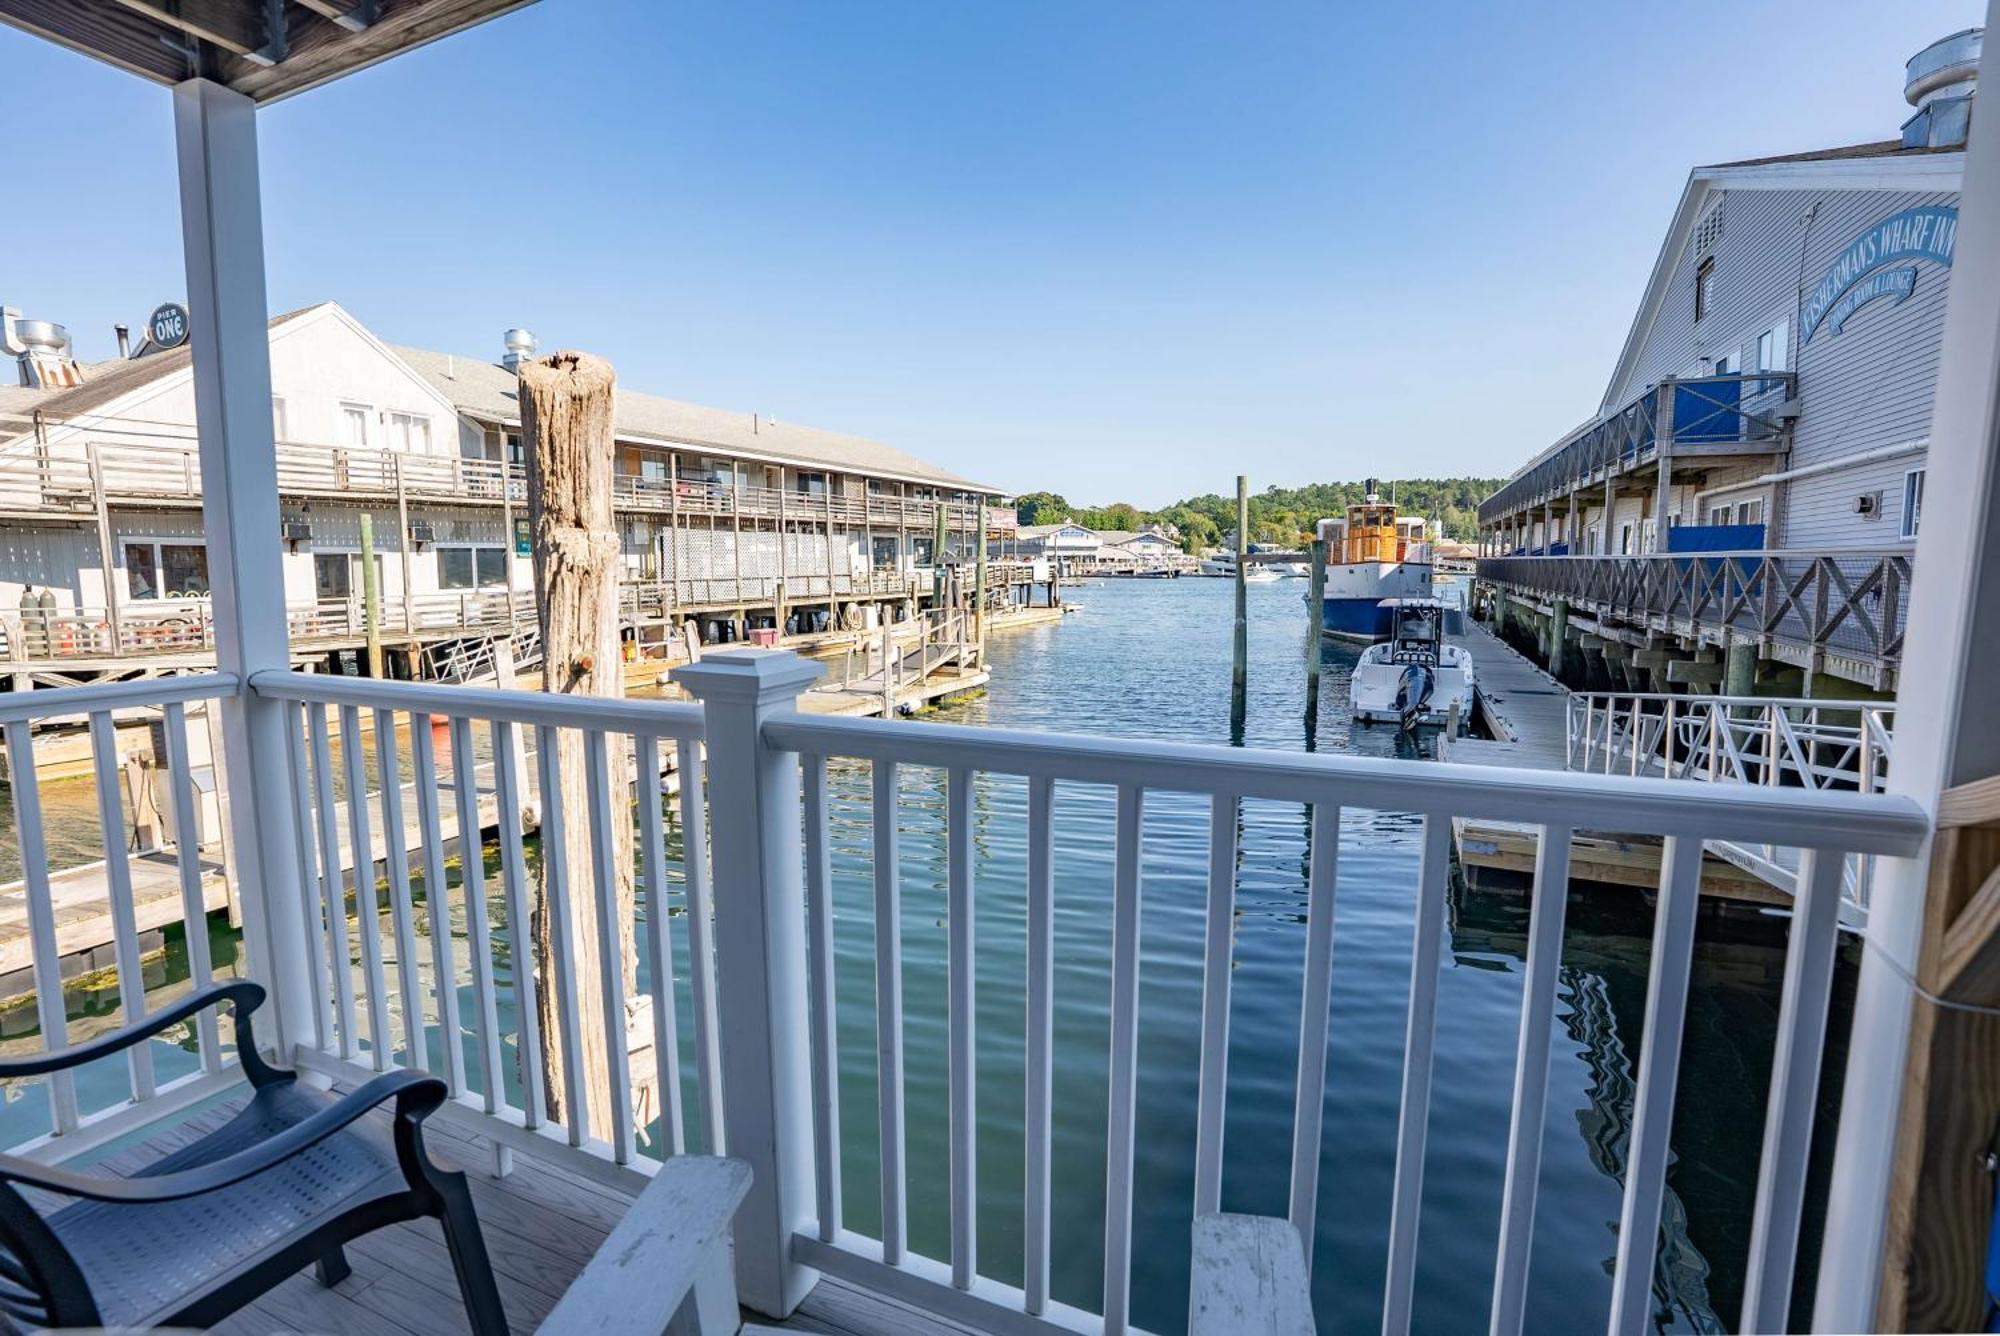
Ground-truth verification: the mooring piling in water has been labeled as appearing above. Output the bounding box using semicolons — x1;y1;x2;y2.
1232;475;1248;695
1305;536;1327;703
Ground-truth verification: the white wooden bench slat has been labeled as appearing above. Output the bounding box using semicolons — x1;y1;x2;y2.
1190;1212;1316;1335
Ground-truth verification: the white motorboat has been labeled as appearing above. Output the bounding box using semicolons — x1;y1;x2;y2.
1242;566;1283;584
1349;598;1473;730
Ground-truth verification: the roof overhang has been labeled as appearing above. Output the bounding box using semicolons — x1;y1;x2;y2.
0;0;537;104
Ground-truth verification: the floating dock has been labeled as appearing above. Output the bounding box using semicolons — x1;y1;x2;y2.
1444;618;1785;906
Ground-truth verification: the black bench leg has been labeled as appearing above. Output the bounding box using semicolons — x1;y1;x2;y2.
436;1175;507;1336
315;1245;352;1287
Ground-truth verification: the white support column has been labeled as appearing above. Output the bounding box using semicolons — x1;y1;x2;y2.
1815;2;2000;1322
173;78;313;1058
672;647;824;1317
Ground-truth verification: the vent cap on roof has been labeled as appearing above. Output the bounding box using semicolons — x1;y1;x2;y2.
1903;28;1981;149
0;309;82;389
502;327;537;372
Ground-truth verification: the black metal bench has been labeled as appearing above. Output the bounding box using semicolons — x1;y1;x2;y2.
0;979;506;1333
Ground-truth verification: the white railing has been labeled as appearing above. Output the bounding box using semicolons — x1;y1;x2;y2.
0;674;248;1159
247;669;721;1173
1566;692;1893;791
1567;692;1895;912
0;658;1933;1336
757;676;1926;1335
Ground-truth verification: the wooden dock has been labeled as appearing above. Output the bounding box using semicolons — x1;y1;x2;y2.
1444;618;1785;905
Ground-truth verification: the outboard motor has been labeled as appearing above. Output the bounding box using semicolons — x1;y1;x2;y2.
1394;663;1435;731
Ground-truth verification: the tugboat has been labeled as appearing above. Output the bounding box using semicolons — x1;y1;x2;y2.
1317;482;1434;641
1349;598;1474;730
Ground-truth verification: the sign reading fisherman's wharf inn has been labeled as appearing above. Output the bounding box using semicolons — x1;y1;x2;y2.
1801;205;1957;342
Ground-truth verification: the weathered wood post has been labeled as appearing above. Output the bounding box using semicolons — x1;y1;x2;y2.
1305;537;1327;715
519;351;636;1133
973;499;988;659
358;510;382;678
1233;475;1249;694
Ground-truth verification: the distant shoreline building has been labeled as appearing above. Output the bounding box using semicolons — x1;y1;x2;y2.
1477;30;1975;695
0;301;1000;684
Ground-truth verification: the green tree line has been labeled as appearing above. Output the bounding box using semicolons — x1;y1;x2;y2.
1009;478;1505;550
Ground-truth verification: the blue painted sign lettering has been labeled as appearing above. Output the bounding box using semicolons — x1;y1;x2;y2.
1801;206;1955;342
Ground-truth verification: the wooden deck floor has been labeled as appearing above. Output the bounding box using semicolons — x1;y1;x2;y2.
93;1089;977;1336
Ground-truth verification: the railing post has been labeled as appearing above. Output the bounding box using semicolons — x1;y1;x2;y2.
173;78;313;1059
671;647;825;1318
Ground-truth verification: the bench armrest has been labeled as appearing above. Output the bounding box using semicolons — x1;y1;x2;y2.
1190;1212;1316;1336
0;1070;443;1204
538;1156;751;1336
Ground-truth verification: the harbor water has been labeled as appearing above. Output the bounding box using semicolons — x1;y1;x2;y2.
0;575;1840;1333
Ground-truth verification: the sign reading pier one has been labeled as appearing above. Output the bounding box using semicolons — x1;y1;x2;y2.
1801;205;1956;343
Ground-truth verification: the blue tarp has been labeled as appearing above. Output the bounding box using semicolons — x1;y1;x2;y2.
1673;378;1744;443
1667;523;1765;553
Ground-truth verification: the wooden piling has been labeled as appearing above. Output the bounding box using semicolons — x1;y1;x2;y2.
1305;537;1327;701
520;349;635;1133
1233;475;1249;696
359;510;383;679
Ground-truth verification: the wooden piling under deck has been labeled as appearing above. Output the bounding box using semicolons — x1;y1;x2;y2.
1444;616;1791;906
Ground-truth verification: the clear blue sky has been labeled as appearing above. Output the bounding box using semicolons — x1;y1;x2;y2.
4;0;1981;505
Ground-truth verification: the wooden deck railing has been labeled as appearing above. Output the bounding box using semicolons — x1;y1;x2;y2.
1479;548;1913;673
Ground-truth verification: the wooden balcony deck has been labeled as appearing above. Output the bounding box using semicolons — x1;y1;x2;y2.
94;1088;975;1336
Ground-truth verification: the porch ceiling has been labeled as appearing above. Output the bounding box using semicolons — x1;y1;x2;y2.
0;0;537;103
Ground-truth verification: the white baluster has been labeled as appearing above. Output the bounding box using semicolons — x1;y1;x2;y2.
1290;801;1342;1264
88;710;155;1102
161;702;221;1069
1607;836;1704;1336
872;759;907;1265
1489;824;1574;1336
1024;773;1056;1310
1102;783;1143;1333
1381;815;1453;1336
4;720;79;1133
339;704;390;1070
803;753;840;1240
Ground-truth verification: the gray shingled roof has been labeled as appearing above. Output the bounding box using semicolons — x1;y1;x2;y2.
392;343;997;494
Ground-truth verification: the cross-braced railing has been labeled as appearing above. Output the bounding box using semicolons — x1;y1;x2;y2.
1477;372;1796;527
0;655;1931;1336
1480;548;1913;670
1566;691;1895;913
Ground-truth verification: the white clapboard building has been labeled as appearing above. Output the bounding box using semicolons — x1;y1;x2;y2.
0;301;999;682
1477;30;1975;693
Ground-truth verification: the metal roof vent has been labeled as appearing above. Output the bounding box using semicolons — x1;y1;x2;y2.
502;327;538;372
1903;28;1981;149
0;308;82;389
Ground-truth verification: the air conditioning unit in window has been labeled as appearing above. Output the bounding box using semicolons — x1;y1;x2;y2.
408;521;437;546
1854;493;1880;517
282;519;313;550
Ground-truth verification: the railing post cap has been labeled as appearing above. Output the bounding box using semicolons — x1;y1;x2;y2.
672;647;822;704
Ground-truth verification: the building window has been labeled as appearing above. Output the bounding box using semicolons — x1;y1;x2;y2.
503;432;524;467
795;471;828;497
385;411;432;454
1755;320;1789;376
272;396;289;442
340;402;372;449
1738;497;1764;526
439;545;509;589
124;540;209;600
1903;468;1926;540
1694;256;1715;322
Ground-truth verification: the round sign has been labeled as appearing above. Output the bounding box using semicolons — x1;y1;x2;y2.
148;302;190;350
